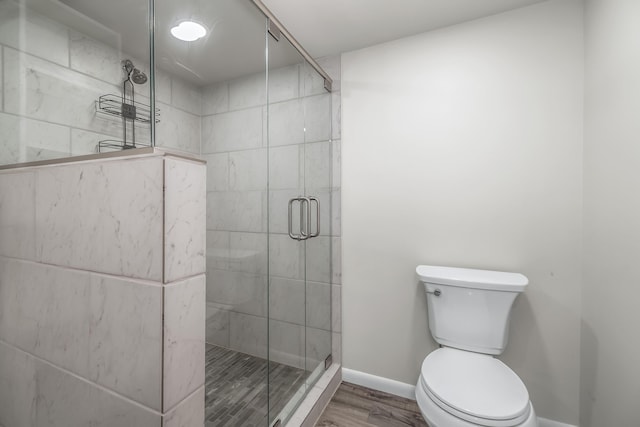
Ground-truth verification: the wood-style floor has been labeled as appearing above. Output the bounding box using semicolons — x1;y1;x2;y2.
315;382;429;427
205;344;307;427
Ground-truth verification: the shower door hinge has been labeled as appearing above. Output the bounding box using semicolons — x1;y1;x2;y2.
268;19;281;41
272;419;282;427
325;354;333;370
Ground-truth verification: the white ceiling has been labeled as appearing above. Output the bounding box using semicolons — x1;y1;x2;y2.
24;0;547;86
262;0;547;58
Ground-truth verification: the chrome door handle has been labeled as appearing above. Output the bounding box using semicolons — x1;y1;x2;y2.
288;196;318;241
299;197;311;240
309;197;320;238
288;197;302;240
288;197;311;241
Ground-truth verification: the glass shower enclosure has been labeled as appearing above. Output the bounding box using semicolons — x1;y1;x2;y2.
0;0;333;425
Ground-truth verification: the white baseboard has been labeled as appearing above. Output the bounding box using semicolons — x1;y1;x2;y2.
341;368;578;427
342;367;416;400
538;418;577;427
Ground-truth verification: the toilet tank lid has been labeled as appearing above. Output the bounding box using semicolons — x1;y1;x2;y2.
416;265;528;292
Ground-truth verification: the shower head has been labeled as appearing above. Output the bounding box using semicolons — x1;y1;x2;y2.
131;68;148;84
121;59;147;84
122;59;135;74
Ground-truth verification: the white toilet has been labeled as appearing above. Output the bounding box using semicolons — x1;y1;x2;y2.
415;265;538;427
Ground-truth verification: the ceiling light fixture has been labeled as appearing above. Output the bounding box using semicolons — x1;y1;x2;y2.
171;21;207;42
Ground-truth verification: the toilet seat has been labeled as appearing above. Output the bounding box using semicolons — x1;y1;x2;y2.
420;348;531;427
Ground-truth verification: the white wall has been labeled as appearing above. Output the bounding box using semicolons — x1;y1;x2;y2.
342;0;583;424
582;0;640;426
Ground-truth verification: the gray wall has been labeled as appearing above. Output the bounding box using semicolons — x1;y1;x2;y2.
342;1;584;424
582;0;640;425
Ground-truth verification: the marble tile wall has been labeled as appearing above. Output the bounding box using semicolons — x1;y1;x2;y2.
162;387;205;427
0;1;201;166
35;157;165;281
162;157;206;421
0;341;162;427
202;55;342;372
0;152;206;426
202;67;265;361
164;158;207;282
0;258;164;408
163;275;206;411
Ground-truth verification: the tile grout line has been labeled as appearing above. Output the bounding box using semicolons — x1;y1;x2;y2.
163;384;204;417
0;338;164;416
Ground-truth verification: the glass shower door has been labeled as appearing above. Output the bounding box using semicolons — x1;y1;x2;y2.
266;29;333;426
266;32;308;425
300;59;333;391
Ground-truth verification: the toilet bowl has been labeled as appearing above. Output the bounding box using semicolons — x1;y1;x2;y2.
415;266;538;427
415;348;537;427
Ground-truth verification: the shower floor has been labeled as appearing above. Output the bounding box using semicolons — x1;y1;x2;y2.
205;344;307;427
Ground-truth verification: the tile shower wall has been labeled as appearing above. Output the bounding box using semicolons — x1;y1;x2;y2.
0;0;201;166
202;56;342;370
0;152;206;426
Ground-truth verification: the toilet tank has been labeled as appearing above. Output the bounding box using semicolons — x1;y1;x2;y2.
416;265;528;355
